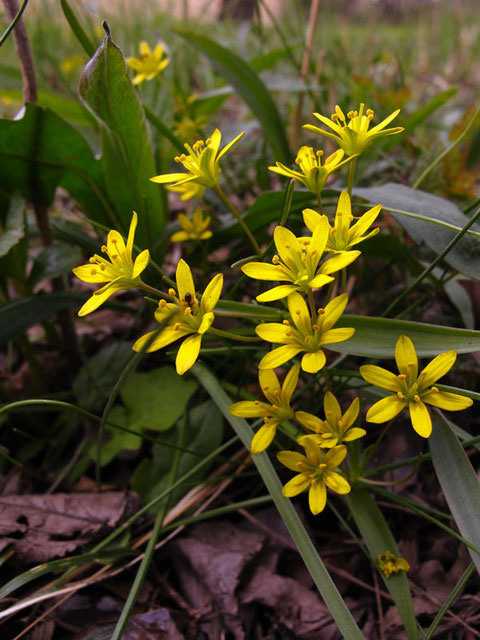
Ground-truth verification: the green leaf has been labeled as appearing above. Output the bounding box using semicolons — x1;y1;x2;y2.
0;195;24;258
194;363;365;640
430;412;480;573
404;88;458;132
73;342;135;411
93;406;143;466
347;490;418;639
0;292;85;344
175;30;291;164
79;31;165;248
121;367;197;433
27;244;81;288
132;400;223;510
0;104;114;225
332;315;480;358
354;183;480;279
0;89;94;128
60;0;96;57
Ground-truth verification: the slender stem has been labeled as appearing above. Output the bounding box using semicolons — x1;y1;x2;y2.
347;157;357;198
214;185;261;255
0;0;30;48
208;327;262;342
362;419;394;470
316;192;323;215
307;288;317;322
322;365;332;392
139;282;168;299
341;268;347;294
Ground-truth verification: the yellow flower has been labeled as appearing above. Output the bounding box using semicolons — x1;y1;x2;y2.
256;292;355;373
133;259;223;375
296;392;365;448
72;212;150;317
241;218;360;302
269;147;356;196
304;103;404;156
303;191;382;253
170;209;212;243
228;365;299;454
277;440;350;515
167;181;206;202
360;335;473;438
126;41;170;85
377;551;410;579
150;128;244;190
173;115;207;142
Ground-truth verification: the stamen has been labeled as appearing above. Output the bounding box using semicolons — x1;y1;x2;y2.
413;394;420;402
100;264;106;271
158;299;167;308
398;374;406;380
397;392;405;400
173;323;181;331
272;255;280;264
319;463;327;469
407;361;415;368
254;400;260;405
90;268;96;275
431;386;439;393
168;288;176;297
101;245;108;253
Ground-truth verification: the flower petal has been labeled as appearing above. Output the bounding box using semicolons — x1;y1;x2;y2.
322;293;349;331
323;391;341;421
132;326;187;353
366;395;406;423
342;427;366;442
422;390;473;411
324;444;347;468
308;481;327;514
256;285;297;302
277;450;307;471
228;401;272;418
259;345;302;370
126;211;138;255
302;208;325;233
360;364;400;392
282;364;300;403
259;368;281;404
408;400;432;437
132;249;150;279
251;422;278;454
301;350;326;373
216;130;244;161
324;471;351;495
320;327;355;345
255;322;290;344
419;351;456;389
77;287;116;316
342;397;360;429
320;250;361;275
241;262;290;282
176;333;202;375
287;292;312;335
176;259;195;302
201;273;223;312
72;264;111;284
395;335;418;381
150;172;192;184
282;474;311;498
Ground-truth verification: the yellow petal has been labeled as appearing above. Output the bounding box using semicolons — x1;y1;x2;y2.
341;397;360;429
132;249;150;279
282;364;300;403
255;322;290;344
422;390;473;411
259;368;281;404
320;327;355;345
322;293;349;331
324;391;341;422
176;258;195;302
126;211;138;255
295;410;323;431
301;350;326;373
72;264;110;284
150;172;191;184
366;395;406;423
395;335;417;380
217;130;244;161
176;333;202;375
320;250;360;275
360;365;400;392
419;351;456;389
228;401;272;418
342;427;366;442
259;345;302;369
77;288;115;316
251;422;278;454
302;208;325;233
256;285;297;302
277;450;307;471
274;226;301;269
287;292;311;335
242;262;288;282
198;311;214;334
324;471;351;495
282;474;311;498
408;400;432;438
308;482;327;515
139;41;151;57
201;273;223;313
133;326;187;353
324;444;347;468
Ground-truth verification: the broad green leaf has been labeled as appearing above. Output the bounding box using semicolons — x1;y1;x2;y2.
121;367;197;433
0;292;85;344
0;195;24;258
0;89;94;128
27;244;81;288
0;104;114;225
175;30;291;164
249;46;294;72
79;31;165;248
132;400;223;510
443;278;475;329
194;363;365;639
430;412;480;574
404;88;458;132
354;183;480;279
332;315;480;358
347;490;418;639
92;406;142;466
73;342;134;411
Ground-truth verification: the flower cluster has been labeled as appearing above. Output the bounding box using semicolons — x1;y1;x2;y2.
126;41;170;85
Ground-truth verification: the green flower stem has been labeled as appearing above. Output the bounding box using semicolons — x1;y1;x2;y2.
208;327;262;342
322;365;332;392
139;282;169;299
347;157;357;198
0;0;30;48
111;416;187;640
361;419;395;471
316;192;323;215
213;185;261;255
340;268;347;295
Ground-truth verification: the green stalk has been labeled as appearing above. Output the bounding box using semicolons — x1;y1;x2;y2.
214;185;261;255
0;0;29;48
347;157;357;198
208;327;262;342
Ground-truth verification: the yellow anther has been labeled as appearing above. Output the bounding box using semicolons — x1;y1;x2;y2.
296;310;301;315
304;337;310;344
331;113;338;122
296;462;303;469
431;386;439;393
316;149;324;158
323;432;332;438
174;322;181;331
397;391;405;399
274;389;280;397
100;264;106;271
284;242;291;249
286;330;292;337
264;416;270;423
317;308;325;316
325;411;333;417
90;268;97;275
184;307;192;315
112;238;117;244
168;288;176;297
110;254;118;260
174;156;181;163
312;324;320;331
254;400;260;405
101;245;108;253
347;110;355;119
366;109;374;116
272;404;279;410
319;463;327;468
413;395;421;402
311;478;317;486
283;320;290;326
89;257;96;263
407;361;415;368
204;138;210;145
398;374;406;380
158;299;167;308
272;255;280;264
353;110;358;117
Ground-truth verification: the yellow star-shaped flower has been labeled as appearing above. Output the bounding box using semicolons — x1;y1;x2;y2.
133;259;223;375
303;191;382;253
150;128;244;190
256;292;355;373
241;218;360;302
304;103;403;157
296;391;365;448
268;147;355;196
72;212;150;316
360;335;473;437
277;439;350;515
228;365;299;454
126;41;170;85
170;209;212;243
